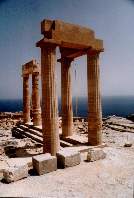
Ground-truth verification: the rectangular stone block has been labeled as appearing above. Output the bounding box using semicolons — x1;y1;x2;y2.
3;164;28;183
22;60;40;75
41;19;95;46
87;148;106;162
32;153;57;175
56;150;81;168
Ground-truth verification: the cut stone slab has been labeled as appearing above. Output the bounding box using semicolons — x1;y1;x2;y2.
8;157;33;170
87;148;106;162
3;164;28;183
56;149;81;168
0;157;32;180
32;153;57;175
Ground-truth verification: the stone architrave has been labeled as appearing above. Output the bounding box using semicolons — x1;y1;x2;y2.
41;44;60;156
32;72;41;126
61;55;73;137
23;74;30;123
87;52;102;145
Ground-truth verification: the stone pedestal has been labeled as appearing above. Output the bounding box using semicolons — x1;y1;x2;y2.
23;74;30;123
87;148;106;162
32;72;41;126
3;164;28;183
61;57;73;137
32;153;57;175
41;45;60;156
57;150;81;168
87;53;102;145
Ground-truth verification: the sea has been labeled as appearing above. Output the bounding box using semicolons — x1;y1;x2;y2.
0;96;134;118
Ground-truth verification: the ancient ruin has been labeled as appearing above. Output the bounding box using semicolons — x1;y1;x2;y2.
22;60;41;126
1;18;134;196
36;19;104;155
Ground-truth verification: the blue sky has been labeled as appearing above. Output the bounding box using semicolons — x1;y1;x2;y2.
0;0;134;99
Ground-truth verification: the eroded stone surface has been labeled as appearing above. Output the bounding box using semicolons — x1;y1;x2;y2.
56;149;81;168
40;19;103;51
87;148;106;162
3;164;28;183
32;153;57;175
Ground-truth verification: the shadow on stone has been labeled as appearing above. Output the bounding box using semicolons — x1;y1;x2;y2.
4;146;16;158
28;169;38;176
1;178;9;184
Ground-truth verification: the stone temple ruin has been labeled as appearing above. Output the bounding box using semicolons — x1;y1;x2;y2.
36;19;103;155
22;60;41;126
15;19;103;155
10;19;104;182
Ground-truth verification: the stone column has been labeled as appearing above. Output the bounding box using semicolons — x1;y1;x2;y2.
41;44;60;155
23;74;30;123
32;72;41;126
61;57;73;137
87;52;102;145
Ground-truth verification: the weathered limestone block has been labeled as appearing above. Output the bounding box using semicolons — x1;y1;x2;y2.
32;153;57;175
56;150;81;168
3;164;28;183
87;148;106;162
40;19;103;51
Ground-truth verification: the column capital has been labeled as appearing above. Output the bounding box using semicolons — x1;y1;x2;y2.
61;57;73;64
60;47;74;61
87;49;101;57
36;39;58;49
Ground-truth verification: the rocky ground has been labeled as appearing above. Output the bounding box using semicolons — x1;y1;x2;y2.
0;113;134;197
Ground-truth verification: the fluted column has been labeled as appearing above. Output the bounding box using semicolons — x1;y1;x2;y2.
23;74;30;123
41;44;60;155
87;52;102;145
61;57;73;137
32;72;41;126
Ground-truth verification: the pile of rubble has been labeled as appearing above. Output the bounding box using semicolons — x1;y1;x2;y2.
0;112;22;130
0;114;134;185
2;147;106;183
